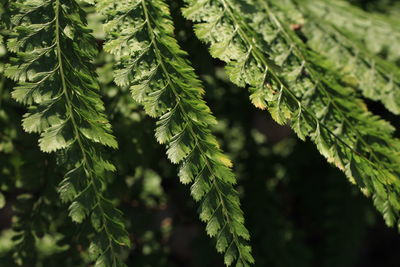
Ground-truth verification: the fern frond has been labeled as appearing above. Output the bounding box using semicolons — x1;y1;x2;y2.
299;0;400;65
12;194;39;265
183;0;400;230
6;0;129;265
98;0;254;265
12;190;58;265
288;0;400;114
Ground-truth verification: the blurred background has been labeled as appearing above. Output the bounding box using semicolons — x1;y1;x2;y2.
1;0;400;266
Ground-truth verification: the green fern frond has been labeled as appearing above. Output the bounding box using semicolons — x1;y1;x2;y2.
287;0;400;114
300;0;400;64
12;194;39;265
5;0;129;265
183;0;400;230
98;0;254;265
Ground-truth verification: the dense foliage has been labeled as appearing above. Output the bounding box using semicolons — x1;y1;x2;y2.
1;0;400;266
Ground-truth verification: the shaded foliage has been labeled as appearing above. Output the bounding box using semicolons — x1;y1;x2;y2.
1;0;400;266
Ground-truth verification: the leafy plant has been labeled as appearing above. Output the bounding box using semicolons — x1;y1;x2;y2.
1;0;400;266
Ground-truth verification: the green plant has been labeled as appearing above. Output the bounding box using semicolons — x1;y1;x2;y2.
1;0;400;266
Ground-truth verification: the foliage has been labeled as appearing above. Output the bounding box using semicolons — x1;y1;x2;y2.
0;0;400;266
98;0;252;265
4;0;129;265
183;0;400;230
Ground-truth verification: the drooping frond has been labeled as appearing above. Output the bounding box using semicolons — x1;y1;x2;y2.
11;191;56;265
287;0;400;114
298;0;400;64
5;0;129;265
183;0;400;230
12;194;40;264
98;0;254;265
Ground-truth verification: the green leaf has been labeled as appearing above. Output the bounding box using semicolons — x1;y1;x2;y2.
69;201;87;223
